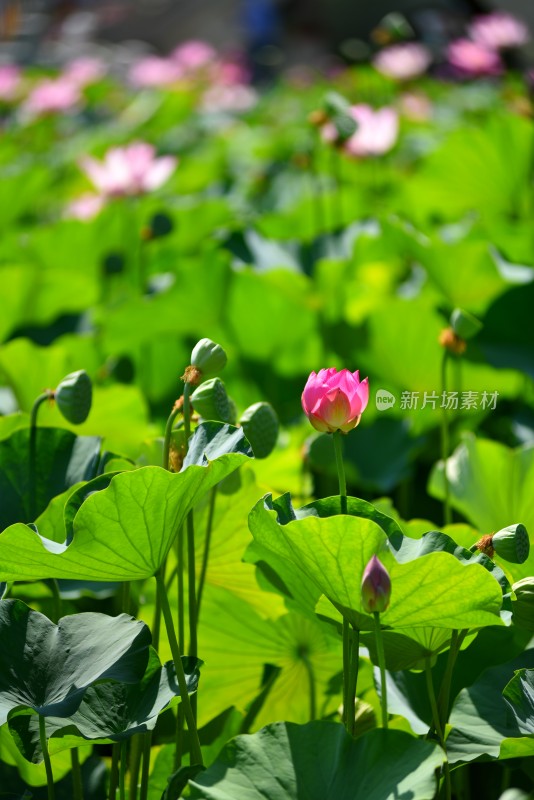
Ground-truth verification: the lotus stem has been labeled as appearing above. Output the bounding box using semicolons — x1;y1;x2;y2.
119;740;127;800
108;743;120;800
139;732;151;800
196;485;217;621
29;392;51;520
440;351;452;526
71;748;84;800
348;626;360;736
373;612;388;730
155;569;203;766
39;715;55;800
425;657;451;800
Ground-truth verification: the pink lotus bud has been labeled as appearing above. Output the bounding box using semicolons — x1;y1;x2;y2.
301;368;369;434
361;555;391;614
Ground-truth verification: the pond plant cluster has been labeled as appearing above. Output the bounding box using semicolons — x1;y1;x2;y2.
1;12;534;800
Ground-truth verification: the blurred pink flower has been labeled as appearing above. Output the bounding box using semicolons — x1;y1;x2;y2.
398;91;433;122
345;105;399;157
0;64;21;101
24;78;82;116
63;57;106;88
172;40;217;71
302;368;369;434
217;57;251;86
80;142;177;197
201;84;257;113
129;56;183;88
469;12;530;50
373;42;432;81
447;39;502;77
65;193;105;221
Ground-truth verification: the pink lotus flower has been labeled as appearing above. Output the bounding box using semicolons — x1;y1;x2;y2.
63;57;106;87
80;143;177;197
172;40;216;72
344;105;399;157
447;39;502;77
361;555;391;614
0;64;21;102
129;56;183;88
201;84;258;113
24;78;82;116
373;42;432;81
469;12;529;50
64;193;105;221
302;368;369;434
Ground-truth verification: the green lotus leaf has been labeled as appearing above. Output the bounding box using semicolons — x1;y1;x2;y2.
447;648;534;764
0;454;248;582
0;600;150;725
429;435;534;582
8;650;200;762
0;427;101;530
249;498;504;632
187;722;444;800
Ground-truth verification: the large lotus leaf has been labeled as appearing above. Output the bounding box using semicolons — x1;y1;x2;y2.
148;584;342;730
502;669;534;736
478;281;534;378
225;268;323;376
249;499;503;632
187;722;444;800
9;650;201;762
0;427;101;530
245;494;403;618
359;298;522;434
0;455;249;582
429;434;534;581
402;113;533;223
0;600;150;725
446;648;534;764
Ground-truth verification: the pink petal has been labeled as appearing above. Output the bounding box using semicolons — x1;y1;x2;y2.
142;156;177;191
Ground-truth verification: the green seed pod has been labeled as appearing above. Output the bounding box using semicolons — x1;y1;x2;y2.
511;577;534;632
55;370;92;425
450;308;482;340
492;523;530;565
190;338;227;378
190;378;234;424
239;402;279;459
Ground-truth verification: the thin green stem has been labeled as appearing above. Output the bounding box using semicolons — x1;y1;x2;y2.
121;581;131;616
332;430;347;514
39;715;55;800
71;748;84;800
129;735;142;800
438;629;467;728
342;617;350;730
196;486;217;621
29;392;51;520
330;146;343;230
425;658;451;800
174;704;185;772
139;732;152;800
155;570;203;766
301;652;317;721
108;743;120;800
440;351;452;526
163;405;182;471
310;139;325;235
348;627;360;736
177;525;185;652
119;740;127;800
373;612;388;729
47;579;62;624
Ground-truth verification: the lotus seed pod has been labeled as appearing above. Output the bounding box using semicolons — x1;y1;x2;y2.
190;338;227;378
55;370;92;424
511;577;534;632
492;524;530;564
239;402;279;459
450;308;482;340
191;378;234;424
